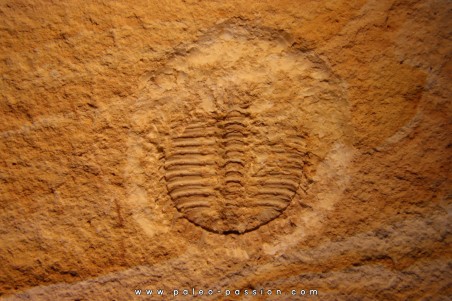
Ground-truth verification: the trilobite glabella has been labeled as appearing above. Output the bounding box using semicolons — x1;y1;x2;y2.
164;107;307;233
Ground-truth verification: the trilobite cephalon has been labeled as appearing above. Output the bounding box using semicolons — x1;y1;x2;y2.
164;107;307;233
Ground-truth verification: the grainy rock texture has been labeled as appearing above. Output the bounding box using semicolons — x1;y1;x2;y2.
0;1;450;300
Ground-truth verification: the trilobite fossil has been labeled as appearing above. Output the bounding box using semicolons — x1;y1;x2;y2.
135;19;348;234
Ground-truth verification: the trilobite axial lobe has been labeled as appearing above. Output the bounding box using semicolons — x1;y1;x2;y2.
164;109;305;233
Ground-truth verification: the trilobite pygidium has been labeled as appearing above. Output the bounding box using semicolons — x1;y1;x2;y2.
142;20;347;233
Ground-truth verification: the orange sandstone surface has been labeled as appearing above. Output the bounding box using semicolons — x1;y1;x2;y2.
0;1;450;300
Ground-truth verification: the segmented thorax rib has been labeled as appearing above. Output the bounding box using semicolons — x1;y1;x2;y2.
164;108;305;233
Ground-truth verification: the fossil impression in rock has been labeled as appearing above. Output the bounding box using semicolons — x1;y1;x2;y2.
138;19;348;234
164;107;307;233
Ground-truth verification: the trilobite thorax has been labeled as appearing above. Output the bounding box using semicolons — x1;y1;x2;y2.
164;107;306;233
